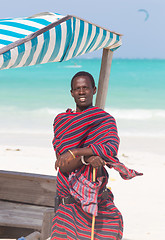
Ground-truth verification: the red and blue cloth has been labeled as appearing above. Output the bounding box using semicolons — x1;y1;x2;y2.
53;106;142;215
51;106;142;239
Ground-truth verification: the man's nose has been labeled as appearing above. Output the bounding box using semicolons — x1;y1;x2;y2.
79;87;85;94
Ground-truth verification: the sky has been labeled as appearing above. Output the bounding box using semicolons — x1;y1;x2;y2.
0;0;164;59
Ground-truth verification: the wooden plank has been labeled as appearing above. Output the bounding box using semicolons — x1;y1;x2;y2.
95;48;113;109
41;209;54;240
0;226;35;238
0;200;54;230
0;170;56;207
25;231;41;240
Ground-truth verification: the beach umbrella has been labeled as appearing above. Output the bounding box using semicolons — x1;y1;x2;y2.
0;11;122;108
0;12;122;239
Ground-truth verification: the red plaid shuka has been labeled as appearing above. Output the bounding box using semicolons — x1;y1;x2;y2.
51;106;142;240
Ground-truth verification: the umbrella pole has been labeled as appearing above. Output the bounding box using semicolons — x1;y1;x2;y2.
91;168;96;240
92;49;113;240
95;48;113;109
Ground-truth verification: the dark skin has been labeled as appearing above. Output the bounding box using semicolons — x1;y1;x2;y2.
55;75;106;173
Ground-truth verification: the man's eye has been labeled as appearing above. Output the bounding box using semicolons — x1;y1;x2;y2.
73;87;89;91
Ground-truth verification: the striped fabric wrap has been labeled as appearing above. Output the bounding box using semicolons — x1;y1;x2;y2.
52;106;126;239
52;106;143;216
68;165;103;217
0;12;122;70
52;167;123;240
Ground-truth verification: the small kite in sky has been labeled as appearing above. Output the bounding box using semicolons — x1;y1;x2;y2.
138;9;149;21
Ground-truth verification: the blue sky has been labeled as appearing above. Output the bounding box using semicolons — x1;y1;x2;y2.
1;0;164;59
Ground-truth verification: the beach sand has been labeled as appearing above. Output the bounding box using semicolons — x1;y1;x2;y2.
1;133;165;240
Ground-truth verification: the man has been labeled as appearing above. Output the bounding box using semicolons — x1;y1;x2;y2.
51;71;142;240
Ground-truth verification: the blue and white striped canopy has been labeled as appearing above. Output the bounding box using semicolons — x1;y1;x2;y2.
0;12;122;70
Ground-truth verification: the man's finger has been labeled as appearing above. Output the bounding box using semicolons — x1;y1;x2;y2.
55;159;59;170
55;161;57;170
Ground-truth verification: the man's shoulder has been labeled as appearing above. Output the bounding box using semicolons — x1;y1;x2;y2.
54;109;72;122
90;106;114;118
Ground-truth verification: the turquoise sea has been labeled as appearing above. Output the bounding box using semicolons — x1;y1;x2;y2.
0;58;165;138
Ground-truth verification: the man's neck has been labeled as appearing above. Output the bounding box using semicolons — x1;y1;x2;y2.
76;104;93;112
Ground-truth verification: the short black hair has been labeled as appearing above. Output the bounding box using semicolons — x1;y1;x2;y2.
71;71;96;90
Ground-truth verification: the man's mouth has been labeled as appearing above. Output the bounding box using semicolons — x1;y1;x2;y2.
79;97;86;102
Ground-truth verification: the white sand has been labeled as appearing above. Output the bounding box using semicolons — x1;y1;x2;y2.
1;133;165;240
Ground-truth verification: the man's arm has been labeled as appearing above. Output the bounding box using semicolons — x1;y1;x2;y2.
88;117;120;162
55;147;105;173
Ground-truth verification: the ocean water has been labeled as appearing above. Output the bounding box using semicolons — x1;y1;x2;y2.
0;58;165;138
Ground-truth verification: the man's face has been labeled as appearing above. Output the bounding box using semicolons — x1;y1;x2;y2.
71;76;96;112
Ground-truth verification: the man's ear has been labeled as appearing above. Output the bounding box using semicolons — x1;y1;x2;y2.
70;89;74;97
93;86;97;95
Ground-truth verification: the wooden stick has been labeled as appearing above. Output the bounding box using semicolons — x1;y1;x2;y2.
95;48;113;109
91;215;95;240
93;168;96;182
91;168;96;240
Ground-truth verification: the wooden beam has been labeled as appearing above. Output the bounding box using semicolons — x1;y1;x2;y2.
0;226;35;239
41;209;54;240
95;48;113;109
0;170;56;207
25;231;41;240
0;200;50;230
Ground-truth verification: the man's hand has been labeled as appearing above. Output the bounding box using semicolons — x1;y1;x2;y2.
55;151;75;170
85;155;106;168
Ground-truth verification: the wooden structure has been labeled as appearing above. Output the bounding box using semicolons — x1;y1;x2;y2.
95;48;114;109
0;170;56;239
